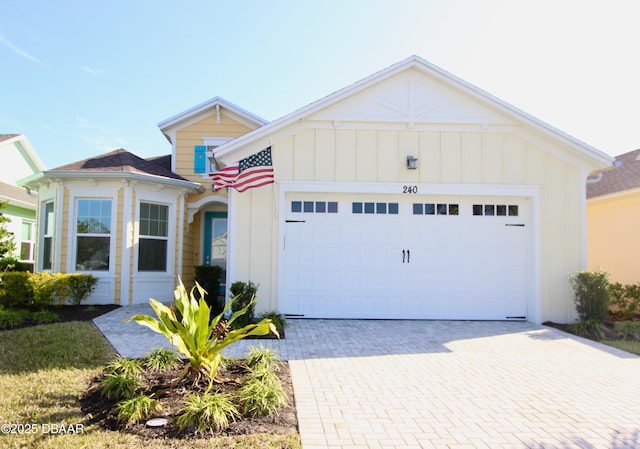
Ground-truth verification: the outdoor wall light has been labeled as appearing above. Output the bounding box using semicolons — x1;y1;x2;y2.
407;155;418;170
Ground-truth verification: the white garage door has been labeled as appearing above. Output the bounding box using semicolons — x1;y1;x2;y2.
281;193;531;320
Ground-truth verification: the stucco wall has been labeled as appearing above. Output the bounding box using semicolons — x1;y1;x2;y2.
587;190;640;285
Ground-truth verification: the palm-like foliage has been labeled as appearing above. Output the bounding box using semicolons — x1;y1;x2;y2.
127;280;278;391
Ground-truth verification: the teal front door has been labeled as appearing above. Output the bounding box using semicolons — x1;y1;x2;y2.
203;212;227;294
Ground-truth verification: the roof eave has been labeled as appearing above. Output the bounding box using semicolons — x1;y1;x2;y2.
21;170;204;193
212;55;613;168
157;96;269;142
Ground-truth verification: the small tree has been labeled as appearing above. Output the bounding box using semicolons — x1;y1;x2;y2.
569;270;610;323
0;200;16;260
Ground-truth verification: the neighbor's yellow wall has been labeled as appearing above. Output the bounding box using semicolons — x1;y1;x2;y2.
587;190;640;285
114;188;124;304
233;128;587;322
174;115;253;182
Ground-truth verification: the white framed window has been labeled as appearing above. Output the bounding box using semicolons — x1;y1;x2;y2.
75;199;112;271
41;201;54;270
20;219;35;262
138;202;169;272
204;137;231;177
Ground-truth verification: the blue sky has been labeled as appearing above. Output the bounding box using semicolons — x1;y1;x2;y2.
1;0;638;169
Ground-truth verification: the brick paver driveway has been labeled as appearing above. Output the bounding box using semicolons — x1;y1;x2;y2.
96;311;640;449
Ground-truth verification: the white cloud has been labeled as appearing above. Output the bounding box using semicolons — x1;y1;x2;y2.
82;66;104;75
0;34;47;68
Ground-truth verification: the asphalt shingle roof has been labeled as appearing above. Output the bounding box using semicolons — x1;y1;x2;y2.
0;134;19;142
587;149;640;199
50;149;185;181
0;181;36;206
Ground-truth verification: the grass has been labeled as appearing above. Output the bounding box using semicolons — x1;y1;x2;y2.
601;339;640;355
0;321;301;449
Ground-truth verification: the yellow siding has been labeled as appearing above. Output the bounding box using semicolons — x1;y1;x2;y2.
461;133;482;183
377;131;398;182
175;114;254;182
294;130;315;180
114;188;124;304
419;131;441;183
128;190;136;304
357;130;377;182
441;132;462;183
482;134;503;184
588;190;640;285
60;187;69;272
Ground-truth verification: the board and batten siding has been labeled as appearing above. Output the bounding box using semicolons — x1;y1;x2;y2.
232;127;586;323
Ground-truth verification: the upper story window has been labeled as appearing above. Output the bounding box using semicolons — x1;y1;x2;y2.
138;202;169;272
194;138;231;176
75;199;112;271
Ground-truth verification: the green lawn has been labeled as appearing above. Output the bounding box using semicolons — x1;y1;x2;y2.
0;322;301;449
601;339;640;356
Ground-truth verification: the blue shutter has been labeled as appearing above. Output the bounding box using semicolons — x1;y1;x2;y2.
194;145;206;173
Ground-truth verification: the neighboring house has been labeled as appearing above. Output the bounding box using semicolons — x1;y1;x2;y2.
22;56;612;323
0;134;45;270
587;149;640;285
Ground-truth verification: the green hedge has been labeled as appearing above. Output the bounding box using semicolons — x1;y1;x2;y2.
0;272;97;308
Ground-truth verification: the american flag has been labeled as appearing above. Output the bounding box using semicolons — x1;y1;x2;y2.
210;147;274;192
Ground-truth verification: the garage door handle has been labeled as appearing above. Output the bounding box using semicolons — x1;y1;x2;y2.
407;249;410;263
402;249;405;263
402;249;410;263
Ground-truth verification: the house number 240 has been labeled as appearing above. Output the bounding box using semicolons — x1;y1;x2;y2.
402;185;418;194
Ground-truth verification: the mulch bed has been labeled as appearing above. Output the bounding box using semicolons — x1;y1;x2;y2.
80;359;298;439
0;304;121;331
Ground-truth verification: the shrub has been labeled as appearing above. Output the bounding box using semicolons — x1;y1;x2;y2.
229;281;258;328
115;394;161;424
193;265;224;316
105;357;144;377
144;347;182;371
65;274;98;305
31;310;60;324
569;271;610;323
128;280;278;392
245;345;281;370
0;271;33;307
237;366;286;417
28;272;67;306
608;282;640;320
177;392;239;433
0;308;29;329
569;318;605;341
258;311;287;335
0;257;31;272
614;321;640;342
101;373;140;400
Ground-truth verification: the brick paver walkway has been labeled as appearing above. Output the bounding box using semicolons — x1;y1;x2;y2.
94;309;640;449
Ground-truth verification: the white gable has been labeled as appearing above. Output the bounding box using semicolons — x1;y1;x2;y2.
312;68;515;128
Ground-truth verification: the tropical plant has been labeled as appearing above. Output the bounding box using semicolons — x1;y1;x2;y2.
144;347;182;371
0;308;29;329
177;392;240;433
65;273;98;305
229;281;258;328
237;366;286;417
614;321;640;342
100;373;140;400
194;264;224;315
569;318;605;341
569;270;610;323
127;280;278;392
258;311;287;335
104;356;144;377
245;345;281;370
115;394;161;424
31;310;60;324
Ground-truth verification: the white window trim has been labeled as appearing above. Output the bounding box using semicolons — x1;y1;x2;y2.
67;191;118;277
19;219;35;263
133;195;176;277
202;137;232;179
